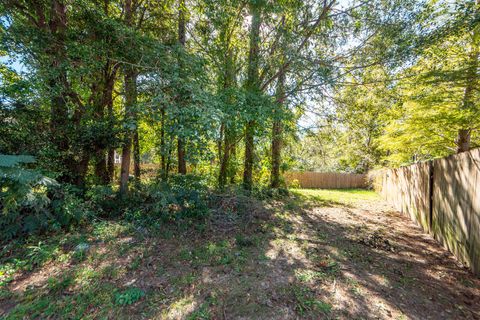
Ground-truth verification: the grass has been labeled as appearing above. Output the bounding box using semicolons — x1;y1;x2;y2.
290;188;379;205
2;188;468;319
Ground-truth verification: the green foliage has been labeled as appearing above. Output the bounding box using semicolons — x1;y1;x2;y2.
0;155;96;240
124;174;210;223
114;287;145;305
289;285;332;316
86;185;118;216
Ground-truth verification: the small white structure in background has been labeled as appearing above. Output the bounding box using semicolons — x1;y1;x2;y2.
114;150;122;164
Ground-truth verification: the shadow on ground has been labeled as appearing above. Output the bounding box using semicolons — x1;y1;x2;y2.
1;189;479;319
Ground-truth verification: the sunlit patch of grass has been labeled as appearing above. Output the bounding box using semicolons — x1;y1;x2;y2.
291;188;379;205
294;269;328;283
75;266;101;287
161;295;197;319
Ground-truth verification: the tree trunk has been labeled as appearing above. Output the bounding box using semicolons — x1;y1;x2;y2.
93;80;109;184
75;153;91;188
133;129;141;179
177;0;187;174
243;2;261;191
107;87;115;182
107;148;115;182
119;68;137;195
271;16;286;188
456;2;479;153
219;126;234;189
243;121;255;190
270;120;283;188
229;141;236;184
456;129;471;153
119;0;137;195
49;0;73;183
271;68;285;188
160;107;167;179
96;63;118;184
218;46;236;189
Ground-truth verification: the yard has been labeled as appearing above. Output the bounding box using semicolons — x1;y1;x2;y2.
1;189;479;319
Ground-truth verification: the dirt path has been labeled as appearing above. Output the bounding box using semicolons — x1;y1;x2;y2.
1;189;479;319
269;189;480;319
134;189;480;319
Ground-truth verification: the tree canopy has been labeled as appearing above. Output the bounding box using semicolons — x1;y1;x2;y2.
1;0;479;237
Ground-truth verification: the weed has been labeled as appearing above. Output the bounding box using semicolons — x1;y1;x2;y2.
114;287;145;305
47;275;73;293
174;273;198;286
235;234;255;248
290;285;332;316
129;256;142;270
295;269;327;283
26;241;59;268
187;302;211;320
345;277;362;295
101;265;119;279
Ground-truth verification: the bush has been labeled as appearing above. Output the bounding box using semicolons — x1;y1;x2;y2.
86;185;118;216
0;155;90;241
125;174;210;223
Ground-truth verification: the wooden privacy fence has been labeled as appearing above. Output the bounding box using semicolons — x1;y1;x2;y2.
285;172;367;189
370;148;480;275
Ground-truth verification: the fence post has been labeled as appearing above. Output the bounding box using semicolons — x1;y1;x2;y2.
428;160;434;234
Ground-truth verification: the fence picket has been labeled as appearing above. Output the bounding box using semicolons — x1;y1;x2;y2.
370;148;480;275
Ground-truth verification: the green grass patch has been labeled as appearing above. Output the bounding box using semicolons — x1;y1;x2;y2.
291;188;379;205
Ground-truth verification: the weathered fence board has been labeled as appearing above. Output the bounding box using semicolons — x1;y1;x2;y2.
285;172;367;189
372;148;480;275
432;148;480;274
373;162;431;233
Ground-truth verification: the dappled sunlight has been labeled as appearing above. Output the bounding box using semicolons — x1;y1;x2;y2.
2;189;479;319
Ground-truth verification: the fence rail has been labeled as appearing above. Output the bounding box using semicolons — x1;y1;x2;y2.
285;172;367;189
371;148;480;275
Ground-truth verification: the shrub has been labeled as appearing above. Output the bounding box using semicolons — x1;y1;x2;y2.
85;185;118;216
114;287;145;305
125;174;210;223
0;155;90;241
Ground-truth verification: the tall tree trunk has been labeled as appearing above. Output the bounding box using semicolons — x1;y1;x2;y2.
49;0;72;183
119;68;137;195
177;0;187;174
271;18;286;188
218;47;236;189
456;53;477;152
119;0;136;195
243;2;261;191
107;91;115;182
96;63;118;184
93;80;109;184
456;53;476;153
271;71;285;188
457;1;479;153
